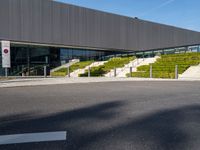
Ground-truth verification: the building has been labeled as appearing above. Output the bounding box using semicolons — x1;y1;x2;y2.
0;0;200;76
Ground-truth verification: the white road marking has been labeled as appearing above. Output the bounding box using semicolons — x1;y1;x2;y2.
0;131;67;145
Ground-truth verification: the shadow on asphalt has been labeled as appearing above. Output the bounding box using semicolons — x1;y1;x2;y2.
0;101;200;150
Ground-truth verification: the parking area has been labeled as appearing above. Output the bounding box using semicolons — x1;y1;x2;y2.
0;81;200;150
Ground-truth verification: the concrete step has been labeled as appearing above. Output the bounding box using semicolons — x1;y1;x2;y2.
106;56;159;77
50;59;79;73
179;64;200;79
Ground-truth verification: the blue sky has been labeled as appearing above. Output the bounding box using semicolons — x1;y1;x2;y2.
56;0;200;32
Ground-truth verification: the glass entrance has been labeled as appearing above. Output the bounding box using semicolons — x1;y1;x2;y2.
10;44;51;76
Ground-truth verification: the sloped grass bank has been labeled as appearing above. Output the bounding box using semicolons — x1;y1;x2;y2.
79;56;135;77
51;60;94;77
127;53;200;79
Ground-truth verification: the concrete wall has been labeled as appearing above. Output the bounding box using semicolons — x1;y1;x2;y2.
0;0;200;51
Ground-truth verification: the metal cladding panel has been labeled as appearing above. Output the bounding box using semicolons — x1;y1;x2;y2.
9;0;21;40
0;0;200;51
41;0;53;43
0;0;9;39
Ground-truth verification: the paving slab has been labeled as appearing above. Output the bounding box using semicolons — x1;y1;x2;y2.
0;77;200;88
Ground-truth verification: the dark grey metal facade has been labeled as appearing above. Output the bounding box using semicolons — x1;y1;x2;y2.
0;0;200;51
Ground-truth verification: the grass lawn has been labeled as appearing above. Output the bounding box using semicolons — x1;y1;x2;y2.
0;77;15;81
51;60;94;77
127;52;200;79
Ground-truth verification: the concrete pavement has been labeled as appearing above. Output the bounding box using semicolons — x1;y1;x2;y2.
1;77;200;88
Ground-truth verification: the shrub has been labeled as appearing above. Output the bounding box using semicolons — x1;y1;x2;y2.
51;60;94;77
50;72;66;77
79;56;135;77
79;66;106;77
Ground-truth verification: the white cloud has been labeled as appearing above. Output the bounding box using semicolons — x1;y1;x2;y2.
139;0;176;17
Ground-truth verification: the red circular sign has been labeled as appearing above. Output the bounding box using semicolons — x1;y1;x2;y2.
4;49;9;54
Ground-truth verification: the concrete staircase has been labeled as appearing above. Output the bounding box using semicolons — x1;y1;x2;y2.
70;61;107;77
50;59;79;73
105;56;159;77
179;64;200;79
104;59;142;77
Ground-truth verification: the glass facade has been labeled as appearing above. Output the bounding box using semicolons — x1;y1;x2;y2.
60;48;112;63
0;43;123;76
135;45;200;58
0;42;200;76
9;45;51;76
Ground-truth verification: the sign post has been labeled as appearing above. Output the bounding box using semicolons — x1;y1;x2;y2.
1;41;11;77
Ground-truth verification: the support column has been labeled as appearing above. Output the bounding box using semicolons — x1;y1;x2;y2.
44;66;47;78
27;48;30;76
5;68;8;77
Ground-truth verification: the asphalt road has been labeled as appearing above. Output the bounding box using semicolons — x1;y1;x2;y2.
0;81;200;150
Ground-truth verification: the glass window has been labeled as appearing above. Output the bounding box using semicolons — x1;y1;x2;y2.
135;52;144;58
153;50;163;56
0;43;131;76
188;46;199;52
176;47;186;53
144;51;153;57
163;48;175;54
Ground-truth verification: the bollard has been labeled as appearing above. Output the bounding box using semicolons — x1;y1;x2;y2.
175;65;178;79
44;66;47;78
88;66;90;77
67;66;70;77
150;64;152;78
114;68;117;77
130;67;132;77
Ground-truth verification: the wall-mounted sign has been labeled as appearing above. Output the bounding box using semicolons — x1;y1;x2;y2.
1;41;11;68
